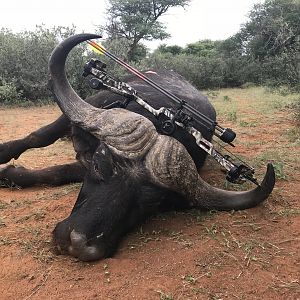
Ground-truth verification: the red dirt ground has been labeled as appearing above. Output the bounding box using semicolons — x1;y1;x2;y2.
0;101;299;300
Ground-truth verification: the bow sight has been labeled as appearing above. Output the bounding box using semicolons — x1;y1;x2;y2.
83;45;259;186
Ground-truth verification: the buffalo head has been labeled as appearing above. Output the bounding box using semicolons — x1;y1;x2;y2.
49;34;275;261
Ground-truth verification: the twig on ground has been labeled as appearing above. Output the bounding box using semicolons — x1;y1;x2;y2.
23;266;53;300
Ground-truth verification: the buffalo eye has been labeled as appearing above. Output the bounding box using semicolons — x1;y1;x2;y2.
91;143;114;182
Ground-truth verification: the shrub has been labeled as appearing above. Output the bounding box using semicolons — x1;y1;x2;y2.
294;97;300;125
0;78;23;105
0;25;94;104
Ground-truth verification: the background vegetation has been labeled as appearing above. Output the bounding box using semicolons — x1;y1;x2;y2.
0;0;299;105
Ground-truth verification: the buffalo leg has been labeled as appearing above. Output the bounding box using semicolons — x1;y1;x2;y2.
0;115;70;164
0;162;85;188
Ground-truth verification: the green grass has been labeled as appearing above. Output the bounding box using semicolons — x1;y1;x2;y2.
276;208;300;217
201;224;281;268
210;86;299;117
182;274;197;284
239;120;257;127
156;290;174;300
285;127;300;145
0;236;14;245
0;216;6;227
0;201;8;210
36;183;81;201
16;209;46;223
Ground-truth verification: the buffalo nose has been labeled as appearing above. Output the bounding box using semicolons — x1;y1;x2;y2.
69;230;87;252
68;230;104;261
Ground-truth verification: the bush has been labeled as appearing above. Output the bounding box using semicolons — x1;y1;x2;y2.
142;52;225;89
0;78;23;105
0;25;94;104
142;52;256;89
294;97;300;125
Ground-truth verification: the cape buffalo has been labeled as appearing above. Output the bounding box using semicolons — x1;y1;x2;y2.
0;34;275;261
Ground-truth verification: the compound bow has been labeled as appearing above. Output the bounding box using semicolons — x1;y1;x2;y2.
84;40;259;186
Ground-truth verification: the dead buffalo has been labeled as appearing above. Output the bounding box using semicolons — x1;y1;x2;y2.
0;34;275;261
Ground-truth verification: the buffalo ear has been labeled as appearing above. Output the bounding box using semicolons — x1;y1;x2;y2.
90;143;115;182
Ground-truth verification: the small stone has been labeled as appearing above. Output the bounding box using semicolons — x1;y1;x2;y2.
29;275;35;281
